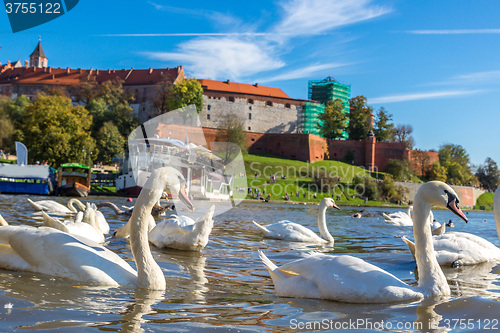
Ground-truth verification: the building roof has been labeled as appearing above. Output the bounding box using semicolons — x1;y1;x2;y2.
198;79;290;99
30;41;47;58
0;66;184;87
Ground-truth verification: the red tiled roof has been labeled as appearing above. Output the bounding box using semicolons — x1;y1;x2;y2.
0;66;184;86
198;79;290;99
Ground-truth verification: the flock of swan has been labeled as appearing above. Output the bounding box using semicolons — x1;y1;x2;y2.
0;167;498;305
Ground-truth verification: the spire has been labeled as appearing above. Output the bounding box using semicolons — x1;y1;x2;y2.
30;40;47;58
30;38;48;68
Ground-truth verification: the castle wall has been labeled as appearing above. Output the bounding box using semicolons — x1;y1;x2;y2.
199;95;300;134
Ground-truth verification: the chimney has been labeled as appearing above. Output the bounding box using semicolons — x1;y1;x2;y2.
108;69;111;74
24;60;28;68
149;68;153;74
96;69;99;75
66;67;70;75
77;68;82;74
48;67;52;73
33;67;37;72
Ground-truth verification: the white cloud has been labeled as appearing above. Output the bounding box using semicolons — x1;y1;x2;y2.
143;38;284;80
454;70;500;83
274;0;391;38
369;90;483;104
258;63;349;83
100;33;268;37
141;0;390;81
407;29;500;35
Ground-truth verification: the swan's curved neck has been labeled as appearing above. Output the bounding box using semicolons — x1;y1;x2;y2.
406;206;412;218
68;198;85;212
494;194;500;246
129;170;167;290
317;203;334;243
412;194;449;296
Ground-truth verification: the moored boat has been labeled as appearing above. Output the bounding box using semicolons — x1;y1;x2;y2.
57;163;91;197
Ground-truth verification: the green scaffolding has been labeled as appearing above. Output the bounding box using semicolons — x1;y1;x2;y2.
299;102;325;136
302;77;351;139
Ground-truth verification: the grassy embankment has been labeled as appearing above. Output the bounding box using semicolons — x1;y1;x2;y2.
475;192;494;211
243;153;397;206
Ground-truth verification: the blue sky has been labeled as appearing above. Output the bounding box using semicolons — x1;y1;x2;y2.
0;0;498;167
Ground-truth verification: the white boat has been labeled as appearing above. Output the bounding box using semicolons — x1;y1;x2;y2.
116;137;233;201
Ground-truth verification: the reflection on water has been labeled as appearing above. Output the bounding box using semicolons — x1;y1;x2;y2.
0;195;499;332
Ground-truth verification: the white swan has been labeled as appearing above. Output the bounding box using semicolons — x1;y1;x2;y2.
41;210;105;244
88;203;110;234
27;198;85;214
402;185;500;267
259;181;468;303
148;205;216;251
0;167;184;289
113;172;194;237
252;198;339;244
383;206;413;225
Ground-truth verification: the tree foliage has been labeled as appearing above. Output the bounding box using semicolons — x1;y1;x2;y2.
427;162;447;182
373;107;394;142
21;94;95;167
95;121;125;164
475;157;500;190
216;117;247;164
438;144;476;185
155;78;204;114
348;96;372;140
385;158;414;181
317;99;348;139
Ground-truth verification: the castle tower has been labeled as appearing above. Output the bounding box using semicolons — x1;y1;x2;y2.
30;39;48;68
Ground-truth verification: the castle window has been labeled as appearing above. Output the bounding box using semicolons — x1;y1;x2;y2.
266;101;273;107
249;106;252;110
207;105;211;110
248;98;254;104
248;127;251;131
207;114;210;120
248;113;252;120
228;96;235;102
285;103;291;108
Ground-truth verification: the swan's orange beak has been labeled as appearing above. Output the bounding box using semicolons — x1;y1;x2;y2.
333;203;340;210
178;184;194;211
447;198;468;223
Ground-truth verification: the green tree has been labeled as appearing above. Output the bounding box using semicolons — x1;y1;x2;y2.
385;158;414;181
157;78;204;114
317;99;348;139
373;107;394;142
348;96;372;140
427;162;447;182
475;157;500;190
438;144;475;185
216;117;247;164
21;94;95;166
4;95;31;126
0;114;15;152
95;121;125;164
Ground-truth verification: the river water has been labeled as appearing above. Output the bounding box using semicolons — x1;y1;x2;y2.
0;194;499;332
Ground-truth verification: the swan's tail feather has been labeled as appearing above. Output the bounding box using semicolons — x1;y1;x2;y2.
382;213;392;220
42;212;69;233
401;236;416;260
258;250;277;272
27;198;41;211
0;213;8;226
199;205;216;223
252;221;270;234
